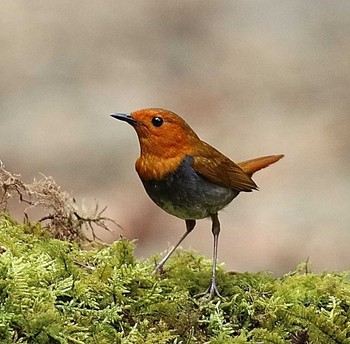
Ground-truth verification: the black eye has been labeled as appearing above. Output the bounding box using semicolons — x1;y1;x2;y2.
151;116;164;127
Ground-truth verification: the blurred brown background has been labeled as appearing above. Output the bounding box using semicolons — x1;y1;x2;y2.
1;1;350;275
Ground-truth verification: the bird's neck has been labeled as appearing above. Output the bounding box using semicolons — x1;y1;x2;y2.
135;154;185;181
135;133;200;180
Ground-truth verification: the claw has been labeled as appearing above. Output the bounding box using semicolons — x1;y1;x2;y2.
195;277;223;300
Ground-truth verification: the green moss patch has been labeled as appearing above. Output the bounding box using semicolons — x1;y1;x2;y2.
0;214;349;343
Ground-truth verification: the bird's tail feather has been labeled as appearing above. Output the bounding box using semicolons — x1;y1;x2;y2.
238;154;284;177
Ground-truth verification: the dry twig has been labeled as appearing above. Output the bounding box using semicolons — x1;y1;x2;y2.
0;162;121;242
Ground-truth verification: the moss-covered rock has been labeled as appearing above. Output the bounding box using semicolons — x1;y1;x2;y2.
0;213;349;343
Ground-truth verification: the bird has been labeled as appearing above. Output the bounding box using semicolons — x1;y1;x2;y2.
111;108;283;299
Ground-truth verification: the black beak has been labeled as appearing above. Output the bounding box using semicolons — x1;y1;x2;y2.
110;113;142;126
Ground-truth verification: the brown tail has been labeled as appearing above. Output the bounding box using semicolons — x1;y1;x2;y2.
238;154;284;177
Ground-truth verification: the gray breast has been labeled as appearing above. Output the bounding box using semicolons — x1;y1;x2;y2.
141;156;239;220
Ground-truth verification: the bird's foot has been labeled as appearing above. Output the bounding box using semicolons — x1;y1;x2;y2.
152;262;165;275
195;278;222;300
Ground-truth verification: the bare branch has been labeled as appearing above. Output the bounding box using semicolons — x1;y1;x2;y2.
0;162;121;242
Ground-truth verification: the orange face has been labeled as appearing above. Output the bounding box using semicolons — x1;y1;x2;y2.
112;108;201;180
128;108;200;159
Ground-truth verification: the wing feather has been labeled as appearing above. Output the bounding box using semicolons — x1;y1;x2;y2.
192;142;258;192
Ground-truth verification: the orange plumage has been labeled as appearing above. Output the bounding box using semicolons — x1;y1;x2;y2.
111;108;283;299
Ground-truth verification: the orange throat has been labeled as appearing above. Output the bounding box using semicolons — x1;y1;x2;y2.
135;155;185;181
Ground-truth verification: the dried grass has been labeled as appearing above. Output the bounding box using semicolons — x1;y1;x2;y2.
0;162;120;242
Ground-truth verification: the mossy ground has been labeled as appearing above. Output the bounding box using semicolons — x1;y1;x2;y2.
0;213;349;344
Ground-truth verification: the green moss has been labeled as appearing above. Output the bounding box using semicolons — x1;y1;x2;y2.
0;213;349;343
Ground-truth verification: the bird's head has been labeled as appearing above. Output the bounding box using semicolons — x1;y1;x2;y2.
111;108;200;159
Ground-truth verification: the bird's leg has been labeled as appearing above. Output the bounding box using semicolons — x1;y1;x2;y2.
152;219;196;274
208;213;222;299
196;213;222;300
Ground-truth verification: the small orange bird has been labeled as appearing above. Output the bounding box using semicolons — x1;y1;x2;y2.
111;108;283;299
